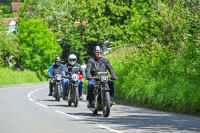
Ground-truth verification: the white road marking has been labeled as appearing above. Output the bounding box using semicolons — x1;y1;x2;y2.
55;110;82;120
28;98;34;102
35;89;40;91
35;102;49;108
27;93;31;98
28;87;123;133
97;125;124;133
30;91;34;94
28;88;49;109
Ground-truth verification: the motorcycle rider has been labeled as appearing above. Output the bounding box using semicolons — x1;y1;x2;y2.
62;54;85;99
47;57;64;96
85;46;118;108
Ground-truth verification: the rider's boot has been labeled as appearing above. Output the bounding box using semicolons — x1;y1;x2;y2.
110;96;115;106
48;92;52;96
87;101;93;108
79;95;83;100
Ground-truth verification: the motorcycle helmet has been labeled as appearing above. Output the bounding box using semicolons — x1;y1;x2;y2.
68;54;77;65
55;57;61;65
94;46;102;54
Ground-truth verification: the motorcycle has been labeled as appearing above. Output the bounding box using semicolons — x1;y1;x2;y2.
90;72;111;117
65;67;80;107
50;73;63;101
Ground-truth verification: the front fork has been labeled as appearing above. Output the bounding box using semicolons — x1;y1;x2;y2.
68;82;78;100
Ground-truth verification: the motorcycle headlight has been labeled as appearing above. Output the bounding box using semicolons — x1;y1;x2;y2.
72;74;79;81
101;75;108;82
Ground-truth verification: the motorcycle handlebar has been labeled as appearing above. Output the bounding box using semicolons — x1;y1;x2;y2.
49;76;67;79
90;76;111;80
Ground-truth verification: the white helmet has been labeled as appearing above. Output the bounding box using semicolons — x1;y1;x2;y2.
68;54;77;65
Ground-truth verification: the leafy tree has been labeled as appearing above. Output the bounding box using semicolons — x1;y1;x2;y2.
17;19;62;71
18;0;87;64
0;5;15;18
0;19;19;68
0;0;24;5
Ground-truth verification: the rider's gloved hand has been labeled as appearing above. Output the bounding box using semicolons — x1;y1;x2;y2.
48;74;51;78
110;76;118;80
86;77;92;80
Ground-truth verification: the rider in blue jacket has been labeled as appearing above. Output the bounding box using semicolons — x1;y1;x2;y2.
47;57;64;96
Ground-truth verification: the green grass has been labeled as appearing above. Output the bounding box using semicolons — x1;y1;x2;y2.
0;67;48;87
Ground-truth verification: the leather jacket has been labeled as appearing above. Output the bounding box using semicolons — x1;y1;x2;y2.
85;57;117;80
64;63;85;78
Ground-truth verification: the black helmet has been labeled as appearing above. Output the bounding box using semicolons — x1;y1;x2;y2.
94;46;102;53
55;57;61;65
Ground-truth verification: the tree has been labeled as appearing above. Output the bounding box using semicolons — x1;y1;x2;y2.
17;19;62;71
18;0;87;64
0;0;24;5
0;19;19;68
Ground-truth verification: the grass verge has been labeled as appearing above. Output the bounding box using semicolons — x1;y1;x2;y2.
0;67;48;87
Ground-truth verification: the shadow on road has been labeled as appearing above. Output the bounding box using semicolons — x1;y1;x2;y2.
47;104;69;107
68;112;102;117
37;99;56;102
71;106;200;132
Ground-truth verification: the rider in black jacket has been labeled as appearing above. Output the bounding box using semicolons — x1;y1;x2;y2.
86;46;118;108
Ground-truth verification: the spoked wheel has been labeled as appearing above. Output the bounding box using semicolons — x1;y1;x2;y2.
73;87;79;107
102;91;111;117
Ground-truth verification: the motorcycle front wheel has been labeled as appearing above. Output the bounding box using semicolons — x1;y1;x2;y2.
102;91;111;117
56;84;61;101
73;87;79;107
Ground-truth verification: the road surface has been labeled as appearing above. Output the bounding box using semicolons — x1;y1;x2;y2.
0;83;200;133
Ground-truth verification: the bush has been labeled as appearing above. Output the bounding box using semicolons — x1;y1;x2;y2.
107;43;200;115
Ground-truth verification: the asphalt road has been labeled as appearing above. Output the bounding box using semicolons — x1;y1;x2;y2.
0;83;200;133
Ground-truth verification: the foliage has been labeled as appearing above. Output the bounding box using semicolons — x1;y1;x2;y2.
0;5;11;14
0;5;15;18
107;43;200;114
18;0;87;64
0;0;24;18
17;19;62;71
16;0;200;60
0;0;24;5
0;19;19;68
0;13;15;18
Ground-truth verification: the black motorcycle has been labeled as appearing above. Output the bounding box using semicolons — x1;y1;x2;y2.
90;72;111;117
50;73;63;101
65;67;79;107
